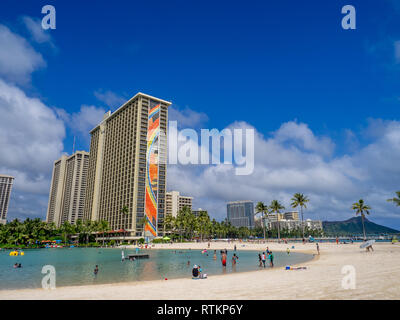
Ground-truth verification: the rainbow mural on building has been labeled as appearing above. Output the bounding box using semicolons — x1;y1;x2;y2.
144;102;160;237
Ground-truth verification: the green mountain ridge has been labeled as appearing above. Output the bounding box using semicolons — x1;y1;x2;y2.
322;216;399;236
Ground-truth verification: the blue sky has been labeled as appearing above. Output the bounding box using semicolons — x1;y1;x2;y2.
1;0;400;228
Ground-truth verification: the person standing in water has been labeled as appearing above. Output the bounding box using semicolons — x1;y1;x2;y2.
258;253;262;267
261;252;266;267
286;247;290;255
221;251;227;267
269;251;274;267
213;250;217;260
94;265;99;276
232;253;238;265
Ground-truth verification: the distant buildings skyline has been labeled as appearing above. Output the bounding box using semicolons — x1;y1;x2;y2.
227;200;255;229
46;151;89;227
0;174;14;225
166;191;193;218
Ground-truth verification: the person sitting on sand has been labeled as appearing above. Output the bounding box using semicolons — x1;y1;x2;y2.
192;265;199;278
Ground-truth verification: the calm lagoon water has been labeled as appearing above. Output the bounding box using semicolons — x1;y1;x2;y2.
0;248;313;290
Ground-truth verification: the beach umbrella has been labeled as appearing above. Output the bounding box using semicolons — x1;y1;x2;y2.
163;236;171;241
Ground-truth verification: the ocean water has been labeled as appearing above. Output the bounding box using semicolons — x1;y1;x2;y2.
0;248;313;290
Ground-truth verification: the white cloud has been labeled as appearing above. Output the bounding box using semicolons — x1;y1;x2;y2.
21;16;54;46
56;105;106;142
0;79;65;220
94;90;126;109
273;121;335;157
169;105;209;128
0;24;45;84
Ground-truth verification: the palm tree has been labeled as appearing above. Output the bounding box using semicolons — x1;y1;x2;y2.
351;199;371;240
269;200;285;242
387;191;400;207
60;221;74;244
255;201;269;240
291;193;310;239
98;220;110;246
164;214;175;236
197;211;210;241
120;205;130;244
138;216;147;238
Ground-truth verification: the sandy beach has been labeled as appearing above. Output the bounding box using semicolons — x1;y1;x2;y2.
1;241;400;300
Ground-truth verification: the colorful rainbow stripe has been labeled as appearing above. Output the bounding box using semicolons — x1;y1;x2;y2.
144;103;160;237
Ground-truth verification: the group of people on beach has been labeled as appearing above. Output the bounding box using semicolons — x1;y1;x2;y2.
258;248;274;268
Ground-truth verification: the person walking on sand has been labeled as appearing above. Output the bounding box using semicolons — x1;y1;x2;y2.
336;237;339;245
316;242;320;255
261;252;266;268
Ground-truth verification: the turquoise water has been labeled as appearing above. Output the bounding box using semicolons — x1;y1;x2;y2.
0;248;313;290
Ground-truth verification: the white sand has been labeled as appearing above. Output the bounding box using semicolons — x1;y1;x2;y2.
1;241;400;300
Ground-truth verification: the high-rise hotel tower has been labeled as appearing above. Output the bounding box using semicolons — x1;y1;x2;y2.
46;151;90;227
0;174;14;225
84;93;170;240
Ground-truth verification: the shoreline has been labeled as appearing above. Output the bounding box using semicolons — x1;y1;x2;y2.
1;242;399;299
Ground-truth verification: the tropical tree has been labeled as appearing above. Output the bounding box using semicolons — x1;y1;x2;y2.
164;214;175;236
59;221;74;243
387;191;400;207
98;220;110;246
291;193;310;239
120;205;130;243
138;216;147;238
351;199;371;240
269;200;285;242
197;211;210;241
255;201;269;240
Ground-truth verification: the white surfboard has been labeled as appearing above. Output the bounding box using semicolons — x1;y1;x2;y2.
360;239;375;249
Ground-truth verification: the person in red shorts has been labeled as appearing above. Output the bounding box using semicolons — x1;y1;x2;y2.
221;251;227;267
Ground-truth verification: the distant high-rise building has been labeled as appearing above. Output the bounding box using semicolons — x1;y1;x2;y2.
192;208;207;217
84;93;170;240
284;211;299;221
0;174;14;225
227;200;254;229
46;151;89;227
166;191;193;218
